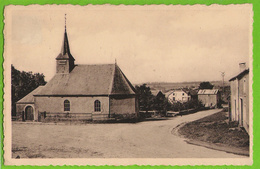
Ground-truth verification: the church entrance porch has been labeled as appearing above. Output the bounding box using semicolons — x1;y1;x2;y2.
25;106;34;121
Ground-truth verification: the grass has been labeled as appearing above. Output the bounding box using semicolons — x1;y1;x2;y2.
178;111;249;148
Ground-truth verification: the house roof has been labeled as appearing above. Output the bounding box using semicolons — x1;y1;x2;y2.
17;86;45;104
151;90;160;96
35;64;135;96
182;88;198;96
164;89;193;97
197;89;219;95
229;69;249;81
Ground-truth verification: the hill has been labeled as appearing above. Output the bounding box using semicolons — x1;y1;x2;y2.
134;81;229;93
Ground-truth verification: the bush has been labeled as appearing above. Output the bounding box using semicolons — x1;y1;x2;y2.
111;113;137;120
169;99;203;112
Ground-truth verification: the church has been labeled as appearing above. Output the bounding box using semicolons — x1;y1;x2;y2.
16;20;138;121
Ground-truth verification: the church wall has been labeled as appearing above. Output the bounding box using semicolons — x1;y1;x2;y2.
34;96;109;115
16;104;26;114
16;104;27;121
110;95;137;115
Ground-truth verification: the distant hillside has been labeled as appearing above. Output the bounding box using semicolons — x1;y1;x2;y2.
134;81;229;93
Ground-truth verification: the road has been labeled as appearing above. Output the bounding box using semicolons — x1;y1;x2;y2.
12;109;245;158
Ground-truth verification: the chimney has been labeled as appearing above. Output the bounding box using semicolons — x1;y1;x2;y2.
239;62;246;72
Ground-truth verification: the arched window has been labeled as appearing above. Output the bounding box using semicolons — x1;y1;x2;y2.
64;100;70;111
94;100;101;112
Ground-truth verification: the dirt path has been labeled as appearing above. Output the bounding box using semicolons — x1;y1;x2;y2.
12;109;246;158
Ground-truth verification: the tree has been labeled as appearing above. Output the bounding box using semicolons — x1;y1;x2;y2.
135;84;154;112
199;82;214;89
12;65;47;116
153;91;169;116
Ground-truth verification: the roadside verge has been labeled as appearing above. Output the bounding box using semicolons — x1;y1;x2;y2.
172;110;249;156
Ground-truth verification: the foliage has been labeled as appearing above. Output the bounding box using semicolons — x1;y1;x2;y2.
12;65;47;116
170;99;203;112
136;84;204;116
135;84;154;112
153;91;170;116
199;81;214;89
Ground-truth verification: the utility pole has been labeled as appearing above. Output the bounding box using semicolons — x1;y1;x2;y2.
220;71;225;94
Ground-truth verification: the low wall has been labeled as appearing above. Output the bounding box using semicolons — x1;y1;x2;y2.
38;112;137;122
178;107;210;116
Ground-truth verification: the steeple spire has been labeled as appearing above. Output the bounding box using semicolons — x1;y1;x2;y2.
56;14;75;74
60;14;71;56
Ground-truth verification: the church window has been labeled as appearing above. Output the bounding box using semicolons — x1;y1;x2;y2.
64;100;70;111
94;100;101;112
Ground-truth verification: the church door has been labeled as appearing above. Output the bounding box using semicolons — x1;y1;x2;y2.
25;106;34;120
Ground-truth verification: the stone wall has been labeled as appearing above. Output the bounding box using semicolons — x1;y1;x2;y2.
35;96;110;120
109;95;137;115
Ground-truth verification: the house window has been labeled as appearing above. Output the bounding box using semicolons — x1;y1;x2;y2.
64;100;70;111
94;100;101;112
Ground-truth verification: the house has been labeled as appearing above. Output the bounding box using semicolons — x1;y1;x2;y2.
182;88;198;101
165;89;191;104
229;63;250;133
16;21;138;121
197;89;220;108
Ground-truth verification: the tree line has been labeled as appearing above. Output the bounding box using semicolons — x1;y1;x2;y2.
135;82;214;116
12;65;46;116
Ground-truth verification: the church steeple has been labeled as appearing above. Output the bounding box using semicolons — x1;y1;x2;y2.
56;14;75;74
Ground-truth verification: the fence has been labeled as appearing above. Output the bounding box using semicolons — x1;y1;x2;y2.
39;112;137;122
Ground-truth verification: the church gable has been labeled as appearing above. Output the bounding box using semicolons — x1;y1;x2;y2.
110;64;136;95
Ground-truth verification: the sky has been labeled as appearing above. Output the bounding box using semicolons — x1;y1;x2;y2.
5;4;252;84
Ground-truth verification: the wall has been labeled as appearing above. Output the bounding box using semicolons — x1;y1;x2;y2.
167;90;191;103
35;96;109;120
230;73;249;133
56;60;70;74
198;94;217;107
16;104;26;113
16;103;36;121
238;73;249;133
230;80;239;121
109;95;137;115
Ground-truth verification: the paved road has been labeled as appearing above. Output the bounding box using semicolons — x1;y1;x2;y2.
12;109;245;158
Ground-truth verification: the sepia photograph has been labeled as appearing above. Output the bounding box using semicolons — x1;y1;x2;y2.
3;4;253;165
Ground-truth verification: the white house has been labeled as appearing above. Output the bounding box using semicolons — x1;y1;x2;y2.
165;89;191;104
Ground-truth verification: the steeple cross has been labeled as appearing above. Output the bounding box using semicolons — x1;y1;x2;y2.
65;14;67;31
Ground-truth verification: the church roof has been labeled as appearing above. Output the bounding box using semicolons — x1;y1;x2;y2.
17;86;45;104
35;64;136;96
